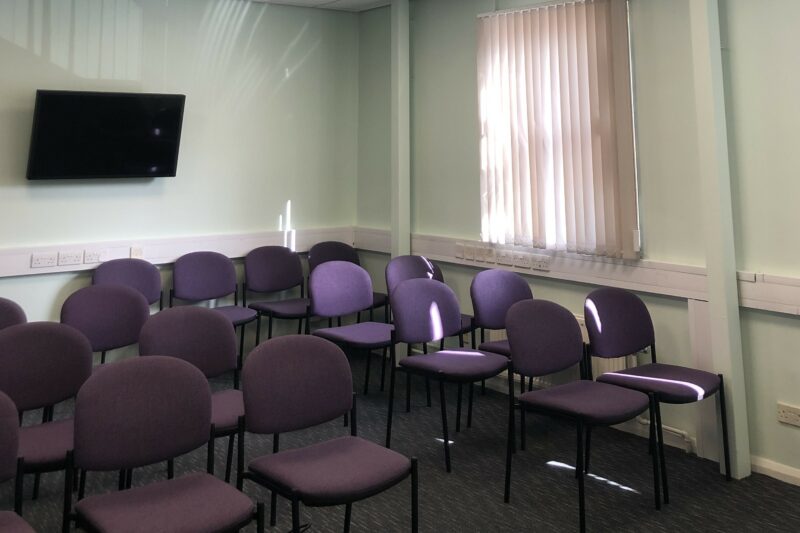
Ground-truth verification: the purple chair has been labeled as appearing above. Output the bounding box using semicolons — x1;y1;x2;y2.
0;391;35;532
309;261;394;395
386;255;475;339
171;251;257;359
386;278;509;472
243;246;309;344
60;284;150;364
63;356;262;533
0;322;93;515
238;335;417;532
92;258;163;310
0;297;26;331
584;287;732;504
139;306;243;482
471;269;533;393
503;299;660;532
308;241;389;322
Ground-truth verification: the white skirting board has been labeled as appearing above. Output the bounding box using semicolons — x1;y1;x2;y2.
751;456;800;487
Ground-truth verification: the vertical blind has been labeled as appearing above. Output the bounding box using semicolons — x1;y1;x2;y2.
477;0;639;258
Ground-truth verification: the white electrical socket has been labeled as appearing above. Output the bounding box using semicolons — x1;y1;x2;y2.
84;249;108;264
497;250;514;266
58;250;84;266
455;243;464;259
484;247;496;263
463;245;475;261
777;402;800;427
130;246;145;259
474;246;486;262
530;253;551;271
31;252;58;268
513;252;532;269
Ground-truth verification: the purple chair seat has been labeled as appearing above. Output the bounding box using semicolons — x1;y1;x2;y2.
248;298;309;318
596;363;721;404
0;511;35;533
74;472;254;532
478;339;511;357
399;348;508;382
212;389;244;432
313;322;394;350
248;436;411;506
519;380;649;425
212;305;257;326
19;419;73;467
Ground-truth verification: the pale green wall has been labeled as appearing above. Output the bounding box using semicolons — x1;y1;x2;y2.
0;0;358;249
357;6;391;229
355;0;800;472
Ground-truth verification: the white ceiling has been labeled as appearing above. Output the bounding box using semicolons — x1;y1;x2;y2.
255;0;391;12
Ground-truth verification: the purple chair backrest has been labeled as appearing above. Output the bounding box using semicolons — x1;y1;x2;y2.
173;251;237;301
385;255;444;297
471;269;533;330
0;297;26;332
506;299;584;377
245;246;303;293
391;279;462;344
0;390;18;482
243;335;352;435
60;285;150;352
584;287;655;358
92;258;162;305
308;241;360;272
0;322;92;412
309;261;373;318
75;356;211;471
139;306;237;378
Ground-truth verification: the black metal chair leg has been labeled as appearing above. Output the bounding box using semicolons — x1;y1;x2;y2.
718;374;732;481
467;382;474;428
344;503;352;533
519;373;525;395
380;347;388;392
577;422;586;533
297;317;303;334
426;378;432;407
654;398;669;504
271;491;278;527
520;405;526;451
167;459;174;480
363;349;372;395
585;427;592;474
14;461;23;514
255;315;262;345
439;380;452;472
78;469;87;500
406;370;412;413
456;383;463;433
101;350;107;364
411;458;419;533
504;372;515;503
225;434;235;483
481;379;486;395
292;497;301;533
256;502;265;533
268;316;274;340
386;351;397;448
648;394;662;510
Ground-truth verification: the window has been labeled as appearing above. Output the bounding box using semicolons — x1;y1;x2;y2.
477;0;639;258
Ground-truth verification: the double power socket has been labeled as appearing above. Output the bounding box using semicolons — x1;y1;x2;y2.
456;243;551;272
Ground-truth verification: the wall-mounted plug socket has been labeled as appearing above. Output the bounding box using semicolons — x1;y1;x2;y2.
463;245;475;261
58;250;84;266
455;243;465;259
497;250;514;266
777;402;800;427
130;246;145;259
513;252;532;269
484;246;496;263
31;252;58;268
530;253;551;271
84;249;108;264
474;246;487;262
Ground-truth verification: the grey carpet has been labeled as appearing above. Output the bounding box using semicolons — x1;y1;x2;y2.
4;351;800;532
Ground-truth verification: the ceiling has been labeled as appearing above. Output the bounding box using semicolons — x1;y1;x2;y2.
255;0;391;12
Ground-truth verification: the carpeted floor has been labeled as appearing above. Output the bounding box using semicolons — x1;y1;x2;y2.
4;352;800;532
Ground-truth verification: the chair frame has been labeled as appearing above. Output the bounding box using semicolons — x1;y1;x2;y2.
243;279;307;343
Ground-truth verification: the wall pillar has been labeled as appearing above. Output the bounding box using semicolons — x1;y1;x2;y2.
390;0;411;256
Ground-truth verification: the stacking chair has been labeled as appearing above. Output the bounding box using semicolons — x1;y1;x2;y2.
0;391;35;532
308;261;395;395
238;335;417;532
243;246;309;344
503;299;660;532
171;251;257;359
386;278;509;472
0;297;26;331
63;356;262;533
0;322;93;515
308;241;388;321
60;285;150;364
584;287;731;504
92;257;163;310
139;306;244;483
471;269;533;392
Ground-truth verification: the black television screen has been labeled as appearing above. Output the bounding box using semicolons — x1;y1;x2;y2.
26;90;186;180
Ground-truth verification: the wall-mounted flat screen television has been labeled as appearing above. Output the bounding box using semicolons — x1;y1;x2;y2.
26;90;186;180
